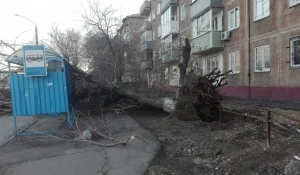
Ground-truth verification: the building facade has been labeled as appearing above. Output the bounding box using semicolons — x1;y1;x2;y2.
222;0;300;101
136;0;300;101
119;14;145;83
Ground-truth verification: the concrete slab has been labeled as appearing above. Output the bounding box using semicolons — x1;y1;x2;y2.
0;115;160;175
0;116;38;147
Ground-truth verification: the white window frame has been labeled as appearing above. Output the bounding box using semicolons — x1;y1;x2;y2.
254;0;270;21
152;10;155;20
254;44;270;72
228;6;240;31
205;56;219;74
157;25;161;38
290;37;300;67
212;17;218;30
192;11;210;38
181;4;186;21
228;51;240;74
290;0;300;7
157;3;161;15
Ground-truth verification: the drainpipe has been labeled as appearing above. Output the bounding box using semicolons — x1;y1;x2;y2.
247;0;251;99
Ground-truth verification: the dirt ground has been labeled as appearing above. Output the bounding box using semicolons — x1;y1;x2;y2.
126;106;300;175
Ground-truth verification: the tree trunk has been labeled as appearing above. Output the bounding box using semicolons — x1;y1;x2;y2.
73;67;175;113
179;38;191;85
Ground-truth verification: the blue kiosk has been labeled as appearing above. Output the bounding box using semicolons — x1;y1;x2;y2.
6;45;75;135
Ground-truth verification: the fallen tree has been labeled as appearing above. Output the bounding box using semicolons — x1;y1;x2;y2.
74;66;231;122
174;68;232;121
73;33;230;122
73;67;175;113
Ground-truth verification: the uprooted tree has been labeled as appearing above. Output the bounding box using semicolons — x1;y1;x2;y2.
72;3;232;121
174;68;232;122
73;38;232;122
173;38;232;122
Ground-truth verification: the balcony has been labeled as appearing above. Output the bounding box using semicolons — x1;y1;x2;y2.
140;21;152;31
191;31;223;54
141;30;152;43
141;60;153;70
161;48;180;63
161;0;178;13
190;0;223;20
161;21;179;38
141;41;152;52
140;0;151;16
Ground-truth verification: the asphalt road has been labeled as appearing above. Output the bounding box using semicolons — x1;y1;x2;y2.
0;115;160;175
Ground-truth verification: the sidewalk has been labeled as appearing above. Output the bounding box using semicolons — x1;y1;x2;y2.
224;97;300;111
0;116;37;147
0;115;160;175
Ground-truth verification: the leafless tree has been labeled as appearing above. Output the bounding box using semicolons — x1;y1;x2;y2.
0;40;15;115
48;26;84;68
81;0;126;85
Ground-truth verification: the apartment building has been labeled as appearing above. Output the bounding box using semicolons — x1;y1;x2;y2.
190;0;224;76
136;0;300;101
140;0;183;90
221;0;300;101
118;14;145;83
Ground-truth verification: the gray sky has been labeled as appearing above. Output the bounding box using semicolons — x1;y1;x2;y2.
0;0;142;48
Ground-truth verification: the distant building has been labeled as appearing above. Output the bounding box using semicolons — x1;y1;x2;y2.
118;14;145;83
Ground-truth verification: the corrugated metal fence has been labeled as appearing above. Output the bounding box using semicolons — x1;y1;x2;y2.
9;72;69;116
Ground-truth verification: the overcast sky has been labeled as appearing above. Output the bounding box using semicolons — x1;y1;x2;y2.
0;0;142;49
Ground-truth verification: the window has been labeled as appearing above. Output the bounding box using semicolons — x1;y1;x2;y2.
290;37;300;67
171;6;177;21
228;7;240;31
212;17;218;30
153;31;156;41
157;3;161;15
152;10;155;20
181;4;186;21
254;0;270;21
158;25;161;37
290;0;300;6
206;56;219;74
229;51;240;73
161;6;177;38
255;44;270;72
192;11;210;38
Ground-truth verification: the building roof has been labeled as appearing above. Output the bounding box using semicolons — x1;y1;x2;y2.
122;14;145;22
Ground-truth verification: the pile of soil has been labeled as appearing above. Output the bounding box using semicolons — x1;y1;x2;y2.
127;106;300;175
